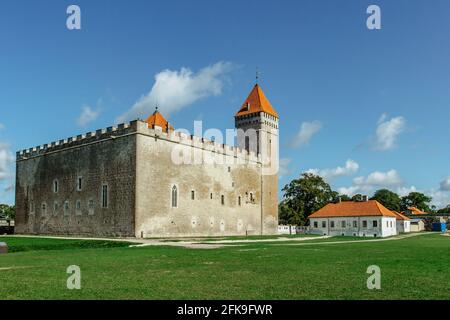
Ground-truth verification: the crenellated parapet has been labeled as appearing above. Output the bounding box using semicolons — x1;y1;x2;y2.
16;120;261;164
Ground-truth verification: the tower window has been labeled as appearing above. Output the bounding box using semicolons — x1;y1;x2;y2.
53;201;58;214
77;177;82;191
221;195;225;205
210;193;213;199
102;184;108;208
41;203;47;215
250;193;254;202
171;185;178;208
245;136;250;152
53;180;58;193
191;190;195;200
238;196;241;206
64;201;70;215
88;199;95;215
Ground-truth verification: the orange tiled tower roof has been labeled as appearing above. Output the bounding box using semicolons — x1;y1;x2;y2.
407;206;427;215
146;108;174;133
309;200;398;218
235;84;279;118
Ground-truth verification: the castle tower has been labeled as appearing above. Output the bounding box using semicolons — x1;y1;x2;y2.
235;84;279;234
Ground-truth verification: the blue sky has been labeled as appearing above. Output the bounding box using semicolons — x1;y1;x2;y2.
1;0;450;207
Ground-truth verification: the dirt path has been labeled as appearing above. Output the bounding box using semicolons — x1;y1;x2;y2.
1;232;436;250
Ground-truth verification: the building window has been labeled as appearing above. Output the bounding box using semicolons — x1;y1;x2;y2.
245;136;250;151
353;221;357;228
341;221;346;228
29;202;35;214
250;193;254;202
373;220;378;228
228;166;231;172
313;221;318;228
77;177;82;191
238;196;241;206
41;203;47;215
362;221;367;228
64;201;70;215
386;221;389;228
191;190;195;200
221;195;225;205
330;221;335;228
102;184;108;208
76;200;82;214
53;201;58;214
88;199;94;215
171;185;177;208
322;221;326;228
53;179;58;193
210;193;213;199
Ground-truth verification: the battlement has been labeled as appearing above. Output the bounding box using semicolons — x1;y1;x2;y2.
16;120;261;163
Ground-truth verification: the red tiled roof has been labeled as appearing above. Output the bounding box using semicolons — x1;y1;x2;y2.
309;200;398;218
392;211;411;221
235;84;279;118
146;110;173;133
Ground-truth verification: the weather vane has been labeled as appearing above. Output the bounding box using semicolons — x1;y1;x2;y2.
256;67;260;84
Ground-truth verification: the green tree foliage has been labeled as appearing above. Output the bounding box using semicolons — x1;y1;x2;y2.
370;189;401;212
400;192;432;212
281;173;337;225
0;204;15;226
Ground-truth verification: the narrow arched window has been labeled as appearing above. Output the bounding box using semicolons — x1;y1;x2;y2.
171;185;178;208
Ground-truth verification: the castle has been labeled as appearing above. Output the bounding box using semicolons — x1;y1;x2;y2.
14;84;279;238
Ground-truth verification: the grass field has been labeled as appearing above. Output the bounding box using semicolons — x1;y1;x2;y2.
0;233;449;300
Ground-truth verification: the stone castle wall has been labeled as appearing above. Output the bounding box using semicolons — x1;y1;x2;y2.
15;119;278;238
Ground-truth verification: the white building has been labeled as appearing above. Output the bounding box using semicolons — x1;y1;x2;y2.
309;200;397;238
392;211;411;234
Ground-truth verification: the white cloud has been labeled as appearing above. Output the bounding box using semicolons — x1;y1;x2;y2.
306;159;359;180
396;185;418;197
117;61;234;123
279;158;292;178
0;123;5;130
440;176;450;191
76;105;100;127
0;142;14;181
292;121;322;148
374;114;406;151
337;169;402;196
354;169;403;187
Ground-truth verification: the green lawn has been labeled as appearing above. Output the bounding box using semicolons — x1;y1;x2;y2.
0;233;449;299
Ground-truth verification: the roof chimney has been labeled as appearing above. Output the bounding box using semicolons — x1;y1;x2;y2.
362;195;368;202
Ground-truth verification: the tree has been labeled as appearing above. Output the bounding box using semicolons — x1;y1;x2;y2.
281;173;337;225
351;194;363;202
278;200;304;225
0;204;15;226
400;192;432;212
370;189;401;212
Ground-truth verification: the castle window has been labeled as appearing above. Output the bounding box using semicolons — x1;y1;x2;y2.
29;202;35;214
53;179;58;193
88;199;95;215
171;185;178;208
76;200;82;214
221;195;225;205
250;193;254;202
191;190;195;200
53;201;58;214
245;136;250;152
64;201;70;215
238;196;241;206
41;203;47;215
77;177;82;191
102;184;108;208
